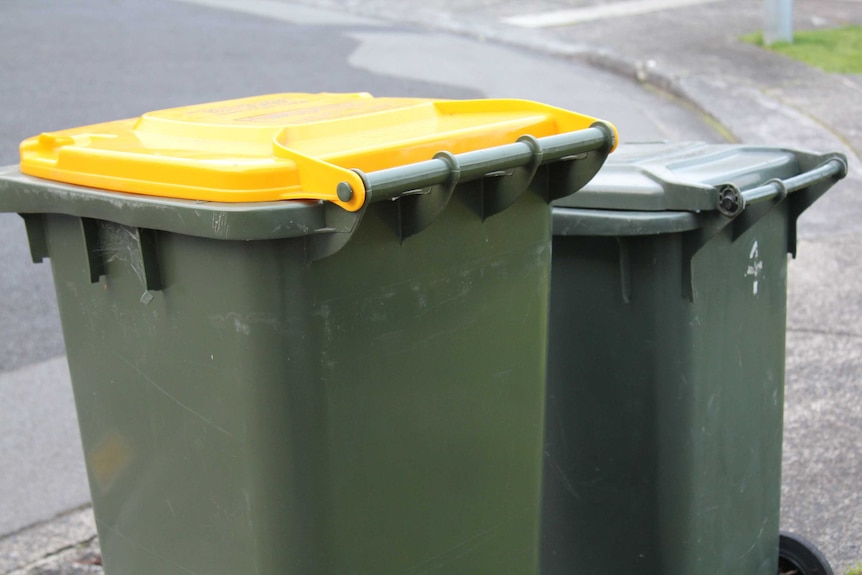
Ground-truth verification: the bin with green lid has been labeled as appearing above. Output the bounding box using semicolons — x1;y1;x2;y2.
0;92;617;575
543;141;846;575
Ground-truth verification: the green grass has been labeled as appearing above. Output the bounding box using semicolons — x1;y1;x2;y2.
742;25;862;74
847;562;862;575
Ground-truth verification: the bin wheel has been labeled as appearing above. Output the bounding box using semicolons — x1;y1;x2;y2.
778;531;834;575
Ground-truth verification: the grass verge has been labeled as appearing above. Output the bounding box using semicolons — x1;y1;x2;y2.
742;26;862;74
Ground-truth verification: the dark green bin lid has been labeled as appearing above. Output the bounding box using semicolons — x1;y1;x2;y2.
553;142;847;237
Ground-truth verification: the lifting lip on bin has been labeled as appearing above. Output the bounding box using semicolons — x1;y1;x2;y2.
552;142;847;237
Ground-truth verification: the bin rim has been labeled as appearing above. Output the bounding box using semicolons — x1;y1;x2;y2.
553;208;703;237
552;142;847;237
17;93;618;212
0;120;617;243
0;165;325;241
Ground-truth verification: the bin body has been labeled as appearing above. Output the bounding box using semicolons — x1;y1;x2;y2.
45;196;548;575
543;142;845;575
0;93;616;575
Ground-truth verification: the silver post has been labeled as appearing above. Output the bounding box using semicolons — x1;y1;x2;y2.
764;0;793;45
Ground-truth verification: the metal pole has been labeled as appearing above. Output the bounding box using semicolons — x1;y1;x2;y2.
764;0;793;45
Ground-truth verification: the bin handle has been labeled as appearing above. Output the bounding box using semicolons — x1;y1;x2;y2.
716;157;848;217
357;122;616;204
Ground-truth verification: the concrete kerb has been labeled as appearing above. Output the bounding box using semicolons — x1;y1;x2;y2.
402;17;736;142
288;0;854;160
0;506;98;575
494;24;860;168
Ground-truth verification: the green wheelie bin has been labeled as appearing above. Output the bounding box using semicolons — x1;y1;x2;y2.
0;93;616;575
543;142;846;575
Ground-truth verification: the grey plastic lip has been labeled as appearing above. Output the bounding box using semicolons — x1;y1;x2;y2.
0;167;327;241
553;208;702;237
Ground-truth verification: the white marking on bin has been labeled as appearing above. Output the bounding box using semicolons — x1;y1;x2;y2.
745;240;764;296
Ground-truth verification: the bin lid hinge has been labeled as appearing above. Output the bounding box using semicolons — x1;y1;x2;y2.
387;151;461;242
305;172;371;262
465;135;542;220
545;122;616;204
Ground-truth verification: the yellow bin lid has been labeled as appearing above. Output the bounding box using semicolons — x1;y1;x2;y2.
20;92;616;212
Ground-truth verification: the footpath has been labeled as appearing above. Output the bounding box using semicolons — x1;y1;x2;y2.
2;0;860;573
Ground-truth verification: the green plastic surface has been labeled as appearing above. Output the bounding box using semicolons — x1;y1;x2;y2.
543;142;846;575
43;191;550;575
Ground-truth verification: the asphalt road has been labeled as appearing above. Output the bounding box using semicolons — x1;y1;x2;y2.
0;0;725;540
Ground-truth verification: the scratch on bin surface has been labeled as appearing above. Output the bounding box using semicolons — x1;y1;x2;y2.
110;350;234;438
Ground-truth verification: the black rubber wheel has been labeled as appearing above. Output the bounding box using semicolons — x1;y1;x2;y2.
778;531;834;575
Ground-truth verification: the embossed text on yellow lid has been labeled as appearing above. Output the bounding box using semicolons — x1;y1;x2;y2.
19;93;615;211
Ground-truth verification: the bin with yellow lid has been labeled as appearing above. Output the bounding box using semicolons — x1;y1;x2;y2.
0;93;615;575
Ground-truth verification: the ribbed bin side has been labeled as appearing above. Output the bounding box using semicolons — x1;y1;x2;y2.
46;186;552;575
543;205;789;575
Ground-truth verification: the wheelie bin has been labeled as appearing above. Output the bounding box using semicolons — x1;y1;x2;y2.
0;93;616;575
542;141;846;575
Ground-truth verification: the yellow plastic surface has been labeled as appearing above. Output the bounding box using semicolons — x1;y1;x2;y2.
19;93;616;211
